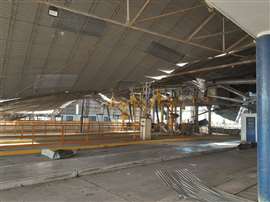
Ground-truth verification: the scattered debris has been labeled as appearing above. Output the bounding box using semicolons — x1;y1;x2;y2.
155;168;253;202
41;149;77;160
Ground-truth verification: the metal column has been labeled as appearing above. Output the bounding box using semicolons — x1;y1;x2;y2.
257;33;270;202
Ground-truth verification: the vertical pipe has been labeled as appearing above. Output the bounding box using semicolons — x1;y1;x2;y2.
32;123;35;145
174;106;177;126
80;98;85;134
61;125;64;145
165;105;169;127
179;106;182;124
155;100;160;124
208;105;212;135
126;0;130;24
152;108;155;123
144;83;151;118
222;17;225;51
257;33;270;202
193;89;199;133
106;105;111;122
132;105;136;122
128;103;133;122
161;105;164;123
194;105;199;132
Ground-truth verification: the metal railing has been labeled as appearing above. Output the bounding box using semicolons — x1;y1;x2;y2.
0;120;140;148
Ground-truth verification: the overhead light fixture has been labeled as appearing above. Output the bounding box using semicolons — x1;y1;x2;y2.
214;53;227;58
48;6;59;17
159;69;175;74
176;62;188;67
146;75;168;80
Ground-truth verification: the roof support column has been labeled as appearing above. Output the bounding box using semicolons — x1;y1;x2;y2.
257;32;270;202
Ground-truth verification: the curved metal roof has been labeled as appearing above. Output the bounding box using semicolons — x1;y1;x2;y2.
0;0;252;99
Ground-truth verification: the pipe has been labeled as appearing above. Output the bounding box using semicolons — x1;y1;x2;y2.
155;100;160;124
106;105;111;122
168;59;256;77
126;0;130;24
80;98;85;133
208;95;243;103
222;17;225;51
128;103;133;122
207;105;212;135
217;85;248;99
210;78;256;85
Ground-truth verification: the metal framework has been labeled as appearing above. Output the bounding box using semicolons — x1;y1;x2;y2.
193;29;239;40
39;0;223;53
226;35;250;51
217;85;248;99
136;5;204;23
187;13;216;42
129;0;151;26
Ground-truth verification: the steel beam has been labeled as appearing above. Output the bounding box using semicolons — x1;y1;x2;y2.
187;13;216;42
137;5;203;23
226;35;250;51
208;95;243;103
257;33;270;202
129;0;151;26
217;85;247;99
193;29;239;40
168;59;256;77
209;78;256;85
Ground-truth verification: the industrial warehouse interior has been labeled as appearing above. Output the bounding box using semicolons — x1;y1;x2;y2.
0;0;269;201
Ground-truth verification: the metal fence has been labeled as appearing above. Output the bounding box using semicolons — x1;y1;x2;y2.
0;120;140;148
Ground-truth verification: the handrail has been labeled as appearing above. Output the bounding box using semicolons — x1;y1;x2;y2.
0;120;140;148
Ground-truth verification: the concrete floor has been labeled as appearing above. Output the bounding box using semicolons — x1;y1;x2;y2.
0;139;257;202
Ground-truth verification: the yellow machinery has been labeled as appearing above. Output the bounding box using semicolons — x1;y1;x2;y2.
103;88;183;133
